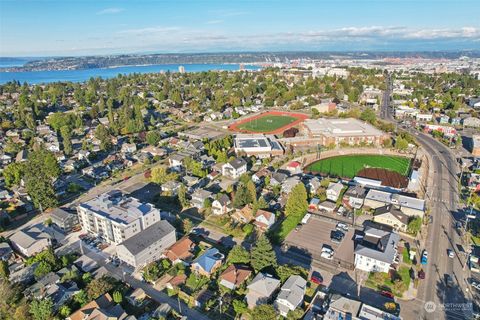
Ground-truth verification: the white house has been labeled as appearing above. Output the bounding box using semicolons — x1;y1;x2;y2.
274;275;307;317
254;209;276;231
354;226;399;273
222;158;247;179
326;182;344;202
211;194;233;215
10;225;52;257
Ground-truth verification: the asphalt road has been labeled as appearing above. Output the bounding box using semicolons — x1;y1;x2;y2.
381;75;474;320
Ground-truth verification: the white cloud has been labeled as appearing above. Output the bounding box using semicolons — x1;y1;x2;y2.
206;20;224;25
96;7;125;15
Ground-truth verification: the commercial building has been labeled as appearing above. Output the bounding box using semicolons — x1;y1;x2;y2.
10;225;52;257
354;226;399;273
116;220;176;269
234;134;284;158
77;190;161;244
282;118;388;147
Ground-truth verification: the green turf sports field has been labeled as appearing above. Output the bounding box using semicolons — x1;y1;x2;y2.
237;115;298;132
306;155;411;178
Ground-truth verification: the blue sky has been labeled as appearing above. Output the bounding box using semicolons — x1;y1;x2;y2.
1;0;479;56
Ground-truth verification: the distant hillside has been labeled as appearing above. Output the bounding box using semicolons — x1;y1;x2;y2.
2;51;479;72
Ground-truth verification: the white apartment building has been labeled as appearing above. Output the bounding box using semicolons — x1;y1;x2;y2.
77;190;161;244
354;226;399;273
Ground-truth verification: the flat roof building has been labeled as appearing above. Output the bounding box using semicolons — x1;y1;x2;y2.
234;134;284;158
282;118;388;147
77;190;161;244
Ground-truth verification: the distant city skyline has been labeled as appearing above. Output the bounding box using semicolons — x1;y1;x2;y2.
1;0;479;56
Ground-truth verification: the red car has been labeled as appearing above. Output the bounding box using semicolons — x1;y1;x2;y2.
418;270;425;279
311;271;323;285
381;290;395;299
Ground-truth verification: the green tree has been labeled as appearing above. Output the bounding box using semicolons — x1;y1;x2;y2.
113;291;123;304
23;150;60;210
95;124;112;151
360;108;377;124
73;290;89;306
0;260;10;280
250;235;277;272
233;183;253;208
59;305;71;318
227;245;250;265
287;308;305;320
29;298;53;320
407;217;422;235
177;185;189;209
232;299;248;317
284;183;308;217
2;162;25;187
182;219;193;233
146;131;161;146
60;125;73;155
395;137;409;151
150;166;178;184
86;276;115;300
276;264;308;283
250;304;277;320
34;261;53;278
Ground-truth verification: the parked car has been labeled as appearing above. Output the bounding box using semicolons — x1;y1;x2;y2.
330;230;345;243
447;249;454;258
295;223;302;232
444;274;454;288
418;269;425;279
336;222;348;232
321;251;333;259
301;213;312;224
311;271;323;285
421;250;428;265
380;290;395;299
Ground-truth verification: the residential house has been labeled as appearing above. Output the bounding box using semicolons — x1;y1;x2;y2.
254;209;276;231
326;182;344;202
354;225;399;273
222;158;247;179
125;288;148;307
51;208;78;232
343;185;367;209
364;189;425;217
74;255;98;273
232;205;254;224
10;225;52;257
212;194;233;215
67;293;133;320
246;273;281;308
282;176;301;194
274;275;307;317
0;242;13;261
191;248;225;277
191;189;213;209
318;200;336;212
323;294;362;320
286;161;302;174
165;237;196;264
168;153;187;171
306;177;321;195
121;143;137;154
373;204;410;232
219;264;252;290
252;168;271;185
270;172;288;186
161;180;182;196
309;198;320;211
116;220;176;269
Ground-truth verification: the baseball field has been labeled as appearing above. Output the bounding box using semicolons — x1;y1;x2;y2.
305;155;411;179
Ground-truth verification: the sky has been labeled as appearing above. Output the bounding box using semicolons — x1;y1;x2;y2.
0;0;479;56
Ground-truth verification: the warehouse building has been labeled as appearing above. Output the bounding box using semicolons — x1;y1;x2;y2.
234;134;284;158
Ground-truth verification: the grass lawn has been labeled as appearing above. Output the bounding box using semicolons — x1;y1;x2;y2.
366;267;411;298
471;235;480;246
237;115;298;132
306;155;411;179
402;248;412;265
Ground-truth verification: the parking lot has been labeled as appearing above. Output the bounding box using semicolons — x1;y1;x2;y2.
285;215;355;267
